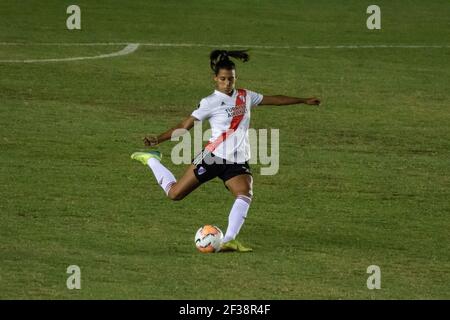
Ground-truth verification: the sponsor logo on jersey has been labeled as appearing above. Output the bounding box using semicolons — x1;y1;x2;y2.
225;105;246;118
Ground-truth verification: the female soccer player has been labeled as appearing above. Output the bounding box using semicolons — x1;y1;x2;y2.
131;50;320;252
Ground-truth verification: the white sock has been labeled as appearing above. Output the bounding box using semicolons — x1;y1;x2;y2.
223;195;252;243
147;158;176;195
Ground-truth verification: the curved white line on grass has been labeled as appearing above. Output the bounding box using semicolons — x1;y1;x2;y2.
0;43;139;63
0;42;449;49
137;43;450;49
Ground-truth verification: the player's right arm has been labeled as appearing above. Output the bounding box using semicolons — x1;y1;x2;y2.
143;115;197;146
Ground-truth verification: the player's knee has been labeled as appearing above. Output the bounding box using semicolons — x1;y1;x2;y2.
237;187;252;199
167;188;184;201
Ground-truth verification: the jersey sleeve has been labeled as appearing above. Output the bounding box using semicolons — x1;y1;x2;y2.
191;98;212;121
247;89;264;107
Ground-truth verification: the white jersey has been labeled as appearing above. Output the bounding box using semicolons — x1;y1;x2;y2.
191;88;263;163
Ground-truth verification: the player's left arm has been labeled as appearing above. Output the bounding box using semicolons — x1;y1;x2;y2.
259;95;320;106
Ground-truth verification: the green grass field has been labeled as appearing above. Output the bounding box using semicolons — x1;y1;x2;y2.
1;0;449;299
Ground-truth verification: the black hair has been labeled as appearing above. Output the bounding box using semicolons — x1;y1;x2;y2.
209;49;249;75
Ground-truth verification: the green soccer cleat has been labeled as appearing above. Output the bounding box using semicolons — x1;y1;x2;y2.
220;239;253;253
130;151;162;165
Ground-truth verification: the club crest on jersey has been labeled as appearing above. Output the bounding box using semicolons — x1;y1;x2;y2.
197;166;206;175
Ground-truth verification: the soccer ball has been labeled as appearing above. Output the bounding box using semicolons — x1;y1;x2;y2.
194;225;223;253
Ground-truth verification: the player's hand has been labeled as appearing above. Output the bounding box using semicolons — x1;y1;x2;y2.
143;135;159;147
305;97;321;105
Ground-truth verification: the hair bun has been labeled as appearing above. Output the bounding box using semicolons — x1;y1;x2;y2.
220;51;228;59
209;49;249;74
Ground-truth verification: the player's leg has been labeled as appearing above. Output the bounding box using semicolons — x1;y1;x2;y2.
131;151;201;201
168;151;223;200
166;164;201;201
225;173;253;198
221;173;253;252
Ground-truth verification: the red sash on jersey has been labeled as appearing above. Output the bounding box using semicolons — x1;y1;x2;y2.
204;89;246;153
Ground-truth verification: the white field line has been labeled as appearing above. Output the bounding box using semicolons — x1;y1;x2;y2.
0;42;447;63
0;43;139;63
0;42;449;49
